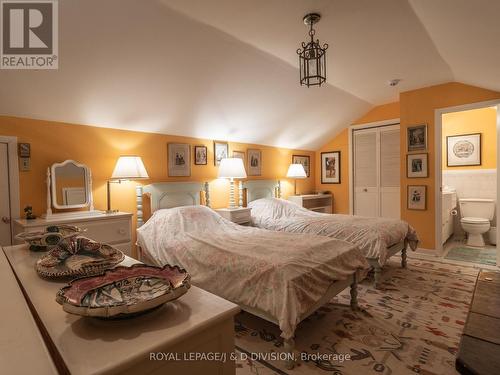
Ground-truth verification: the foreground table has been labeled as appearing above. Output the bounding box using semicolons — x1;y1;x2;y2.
3;244;240;375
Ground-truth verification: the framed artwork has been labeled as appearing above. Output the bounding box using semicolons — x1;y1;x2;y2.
194;145;207;165
18;143;31;157
407;124;427;152
214;141;229;166
406;153;428;178
232;150;245;160
407;185;426;210
321;151;340;184
292;154;310;177
446;133;481;167
247;149;262;176
168;143;190;176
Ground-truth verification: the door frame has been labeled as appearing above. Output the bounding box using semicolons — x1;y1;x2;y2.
348;118;400;214
434;99;500;267
0;135;20;245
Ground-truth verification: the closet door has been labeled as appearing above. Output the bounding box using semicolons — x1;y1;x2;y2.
379;127;400;219
353;130;379;217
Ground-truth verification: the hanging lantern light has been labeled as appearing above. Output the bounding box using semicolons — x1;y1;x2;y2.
297;13;328;87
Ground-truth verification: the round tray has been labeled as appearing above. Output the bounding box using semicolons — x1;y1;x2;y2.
36;237;124;279
56;264;191;318
16;225;84;251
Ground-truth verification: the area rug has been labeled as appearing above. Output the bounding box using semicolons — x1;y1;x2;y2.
235;258;479;375
444;246;496;266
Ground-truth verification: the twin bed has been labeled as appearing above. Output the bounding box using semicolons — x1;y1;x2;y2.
135;181;418;368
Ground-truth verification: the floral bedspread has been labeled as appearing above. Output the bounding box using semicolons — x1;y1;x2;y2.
249;198;419;266
137;205;368;339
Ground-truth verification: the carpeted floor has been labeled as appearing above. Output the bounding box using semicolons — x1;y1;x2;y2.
234;258;480;375
444;246;496;266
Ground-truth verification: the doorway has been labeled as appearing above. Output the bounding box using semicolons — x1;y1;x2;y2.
349;120;401;218
435;101;500;267
0;136;20;247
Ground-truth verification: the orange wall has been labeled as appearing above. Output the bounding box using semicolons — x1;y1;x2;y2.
0;116;316;254
442;106;497;170
315;102;400;214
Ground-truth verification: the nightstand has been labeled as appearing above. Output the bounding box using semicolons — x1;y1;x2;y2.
288;194;333;213
215;207;252;225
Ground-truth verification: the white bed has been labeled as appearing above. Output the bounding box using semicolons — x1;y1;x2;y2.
135;182;369;369
243;180;419;286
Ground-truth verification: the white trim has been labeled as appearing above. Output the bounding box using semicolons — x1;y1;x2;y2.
348;118;400;215
0;135;20;245
434;99;500;266
442;168;496;175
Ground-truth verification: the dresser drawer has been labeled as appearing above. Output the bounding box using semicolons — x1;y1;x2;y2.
231;210;250;223
78;219;131;244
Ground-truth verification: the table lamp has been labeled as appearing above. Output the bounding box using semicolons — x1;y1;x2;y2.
217;158;247;209
287;163;307;195
107;156;149;213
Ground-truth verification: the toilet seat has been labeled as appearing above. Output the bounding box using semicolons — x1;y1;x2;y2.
461;217;490;224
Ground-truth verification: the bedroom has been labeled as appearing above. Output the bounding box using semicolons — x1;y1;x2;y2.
1;1;499;375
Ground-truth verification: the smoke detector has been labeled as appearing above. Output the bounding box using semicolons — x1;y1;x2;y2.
388;79;401;87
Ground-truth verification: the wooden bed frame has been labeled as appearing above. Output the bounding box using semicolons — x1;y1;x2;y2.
243;180;408;286
136;181;360;369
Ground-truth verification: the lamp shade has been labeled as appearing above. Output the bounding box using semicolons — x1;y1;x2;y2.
111;156;149;180
286;163;307;178
217;158;247;179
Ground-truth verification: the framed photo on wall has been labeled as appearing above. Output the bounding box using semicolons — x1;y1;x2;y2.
194;145;207;165
214;141;229;166
321;151;340;184
407;124;427;152
232;150;245;160
292;155;310;177
407;185;426;210
446;133;481;167
168;143;191;176
247;149;262;176
406;153;428;178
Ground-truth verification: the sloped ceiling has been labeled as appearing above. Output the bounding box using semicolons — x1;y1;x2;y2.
0;0;498;150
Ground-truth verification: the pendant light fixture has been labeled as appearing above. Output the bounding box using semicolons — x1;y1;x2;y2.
297;13;328;87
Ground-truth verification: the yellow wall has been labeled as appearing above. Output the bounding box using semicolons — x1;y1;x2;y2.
315;102;400;214
442;106;497;170
0;116;316;254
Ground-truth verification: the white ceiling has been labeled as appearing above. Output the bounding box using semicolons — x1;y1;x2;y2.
0;0;498;150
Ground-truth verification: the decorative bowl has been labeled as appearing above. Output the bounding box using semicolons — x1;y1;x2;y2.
16;225;84;251
56;264;191;318
36;237;124;279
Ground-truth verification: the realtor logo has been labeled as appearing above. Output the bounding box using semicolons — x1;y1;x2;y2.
1;0;58;69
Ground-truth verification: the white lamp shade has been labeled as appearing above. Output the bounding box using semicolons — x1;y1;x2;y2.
111;156;149;180
286;163;307;178
217;158;247;179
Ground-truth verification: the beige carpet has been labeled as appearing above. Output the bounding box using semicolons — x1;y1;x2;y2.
235;258;479;375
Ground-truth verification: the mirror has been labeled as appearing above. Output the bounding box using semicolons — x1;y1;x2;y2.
50;160;91;209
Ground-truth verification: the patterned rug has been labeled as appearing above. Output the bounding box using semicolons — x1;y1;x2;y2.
444;246;496;266
235;258;480;375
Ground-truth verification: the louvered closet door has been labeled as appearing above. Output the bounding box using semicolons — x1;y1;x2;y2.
354;130;379;217
379;128;400;219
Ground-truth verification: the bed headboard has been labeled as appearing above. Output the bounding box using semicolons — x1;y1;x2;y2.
243;180;281;203
136;182;209;227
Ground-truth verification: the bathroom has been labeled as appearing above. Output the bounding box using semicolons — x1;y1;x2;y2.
441;106;498;266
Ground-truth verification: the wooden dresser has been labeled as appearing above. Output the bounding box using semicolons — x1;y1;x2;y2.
288;194;333;213
13;212;133;256
2;244;240;375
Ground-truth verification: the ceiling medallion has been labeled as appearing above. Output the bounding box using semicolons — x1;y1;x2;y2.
297;13;329;87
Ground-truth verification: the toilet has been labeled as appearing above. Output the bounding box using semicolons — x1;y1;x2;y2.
459;198;496;247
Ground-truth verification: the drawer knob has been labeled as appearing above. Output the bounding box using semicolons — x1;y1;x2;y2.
118;228;126;235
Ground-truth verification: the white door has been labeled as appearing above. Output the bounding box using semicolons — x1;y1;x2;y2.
0;142;12;245
353;125;400;218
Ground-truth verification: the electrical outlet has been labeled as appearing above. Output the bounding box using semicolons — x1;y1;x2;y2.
20;157;30;171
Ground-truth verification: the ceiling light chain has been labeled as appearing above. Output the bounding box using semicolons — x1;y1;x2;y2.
297;13;329;87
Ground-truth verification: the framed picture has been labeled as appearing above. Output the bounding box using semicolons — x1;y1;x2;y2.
168;143;190;176
18;143;30;157
292;155;310;177
407;124;427;152
214;141;229;166
247;149;262;176
232;150;245;160
406;153;428;178
447;133;481;167
407;185;426;210
194;145;207;165
321;151;340;184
